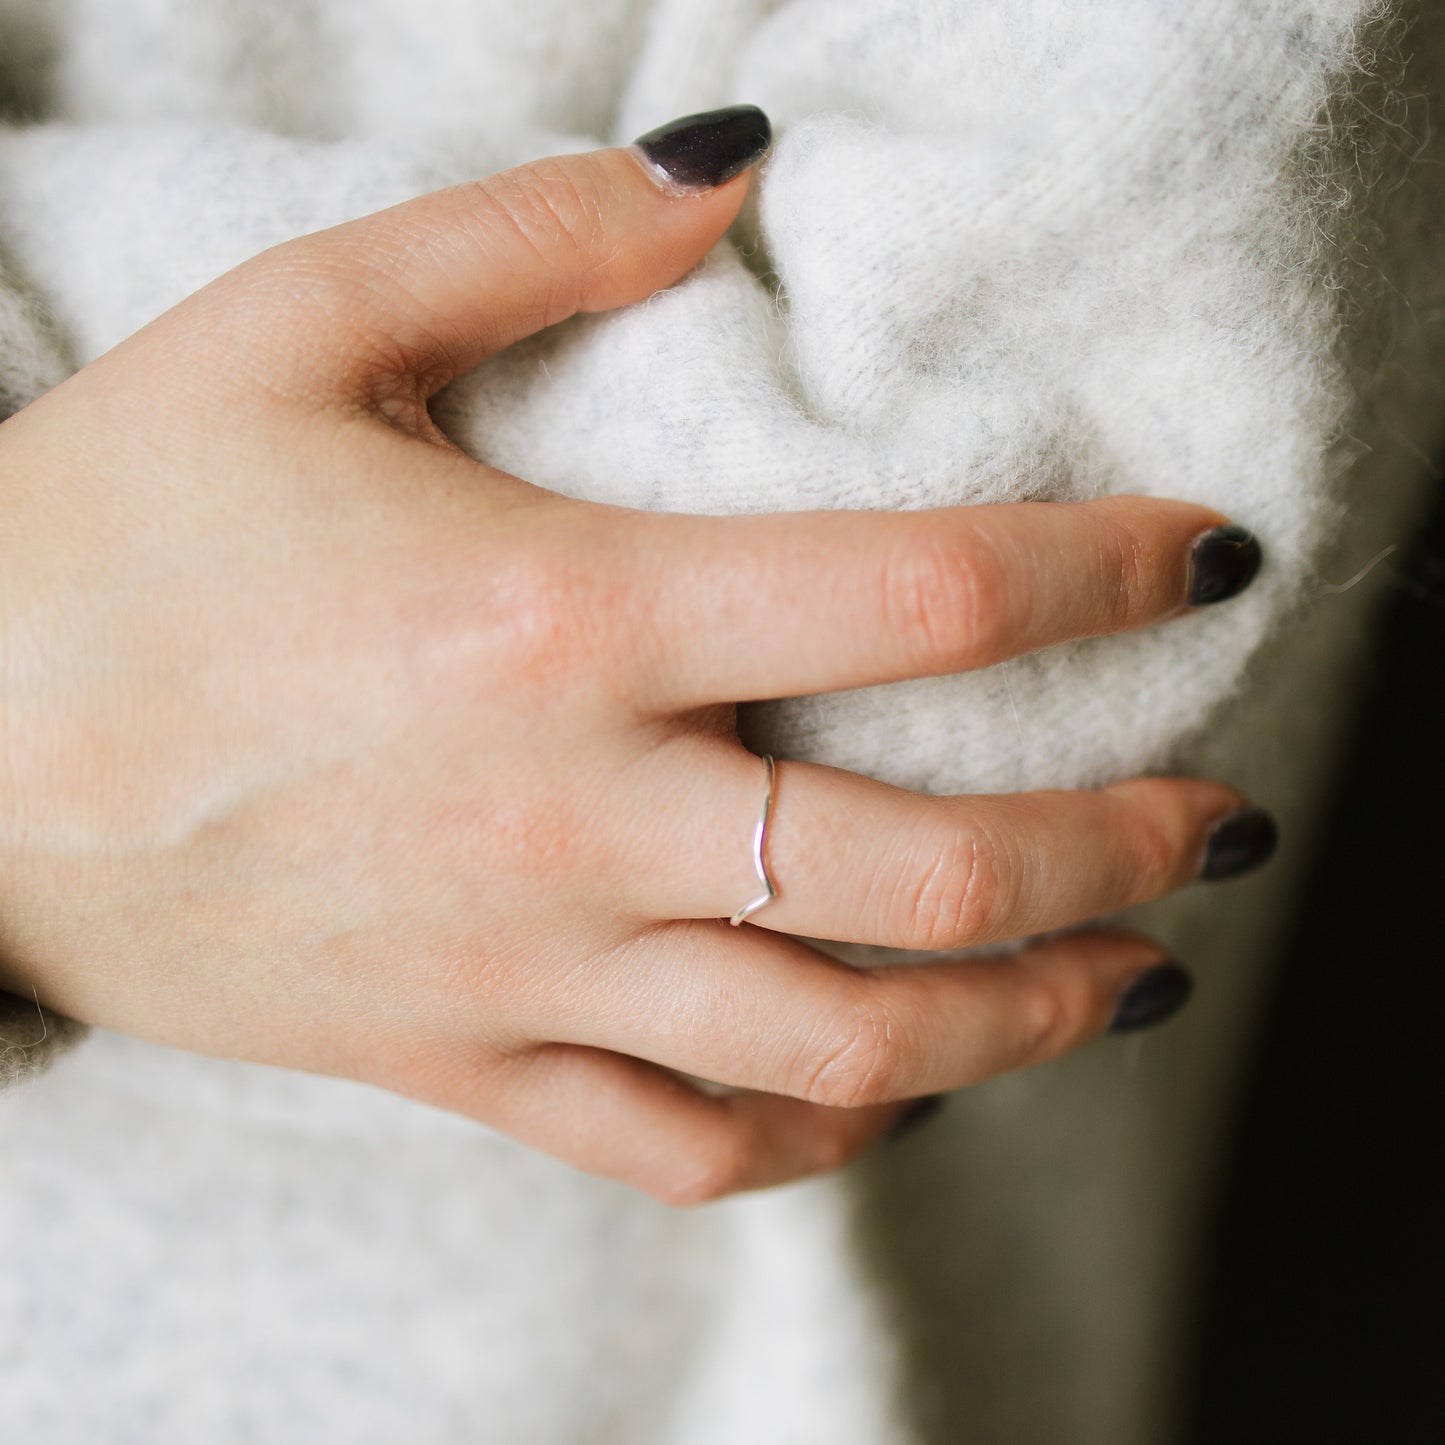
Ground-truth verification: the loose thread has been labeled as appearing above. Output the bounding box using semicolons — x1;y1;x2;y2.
0;987;48;1050
1315;542;1397;595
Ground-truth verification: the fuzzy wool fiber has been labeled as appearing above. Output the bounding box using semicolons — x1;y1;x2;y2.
0;2;1436;1443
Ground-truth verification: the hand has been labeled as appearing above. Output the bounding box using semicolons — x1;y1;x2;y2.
0;111;1272;1204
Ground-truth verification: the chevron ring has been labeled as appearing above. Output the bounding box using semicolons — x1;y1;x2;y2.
729;753;779;926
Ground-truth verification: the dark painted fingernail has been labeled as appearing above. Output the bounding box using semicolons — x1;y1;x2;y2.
630;105;772;193
886;1094;945;1144
1108;962;1193;1033
1188;525;1263;606
1201;807;1279;881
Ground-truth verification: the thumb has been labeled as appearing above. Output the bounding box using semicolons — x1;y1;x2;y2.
223;106;771;406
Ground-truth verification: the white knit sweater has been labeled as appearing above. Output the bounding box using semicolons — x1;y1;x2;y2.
1;3;1441;1442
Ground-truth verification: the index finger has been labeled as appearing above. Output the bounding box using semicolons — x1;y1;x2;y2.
625;496;1260;710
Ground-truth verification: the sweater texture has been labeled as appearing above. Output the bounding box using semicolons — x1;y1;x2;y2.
2;2;1442;1441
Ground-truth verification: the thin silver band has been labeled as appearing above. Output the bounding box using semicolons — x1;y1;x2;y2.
729;753;778;926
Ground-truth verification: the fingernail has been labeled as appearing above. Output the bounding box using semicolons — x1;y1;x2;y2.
630;105;772;193
1187;525;1263;606
886;1094;945;1144
1201;807;1279;881
1108;962;1193;1033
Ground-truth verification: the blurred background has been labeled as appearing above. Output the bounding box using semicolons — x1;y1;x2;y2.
1185;441;1445;1444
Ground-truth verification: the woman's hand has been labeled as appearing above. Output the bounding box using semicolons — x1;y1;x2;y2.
0;110;1272;1204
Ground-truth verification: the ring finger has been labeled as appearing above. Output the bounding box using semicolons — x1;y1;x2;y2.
627;738;1275;952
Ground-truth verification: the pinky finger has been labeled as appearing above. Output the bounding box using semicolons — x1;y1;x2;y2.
408;1041;914;1207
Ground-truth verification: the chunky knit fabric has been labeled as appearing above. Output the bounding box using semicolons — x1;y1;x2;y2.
1;2;1442;1442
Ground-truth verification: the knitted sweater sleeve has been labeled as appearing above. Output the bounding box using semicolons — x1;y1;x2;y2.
0;266;81;1085
0;262;64;415
0;298;88;1090
0;417;86;1087
1;22;90;1087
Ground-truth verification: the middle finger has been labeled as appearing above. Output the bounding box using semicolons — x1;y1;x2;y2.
625;495;1261;711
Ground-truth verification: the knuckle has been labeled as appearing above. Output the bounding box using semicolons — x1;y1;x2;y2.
473;170;560;258
472;156;612;298
1117;801;1182;902
462;796;594;899
889;825;1006;951
444;541;627;701
275;233;412;338
221;242;406;393
1017;977;1071;1061
1096;517;1150;630
799;995;906;1109
239;233;499;419
520;156;612;252
473;548;577;670
880;530;1009;675
248;232;364;306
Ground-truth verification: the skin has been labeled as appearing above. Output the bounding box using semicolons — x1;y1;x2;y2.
0;143;1254;1206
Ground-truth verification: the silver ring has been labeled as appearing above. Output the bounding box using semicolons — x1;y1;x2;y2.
729;753;779;926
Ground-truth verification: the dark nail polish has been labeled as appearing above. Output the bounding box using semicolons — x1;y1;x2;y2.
631;105;772;192
1201;807;1279;881
1188;525;1263;606
1108;962;1193;1034
886;1094;945;1144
